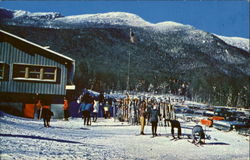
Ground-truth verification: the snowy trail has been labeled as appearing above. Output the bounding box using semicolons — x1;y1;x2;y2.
0;113;249;160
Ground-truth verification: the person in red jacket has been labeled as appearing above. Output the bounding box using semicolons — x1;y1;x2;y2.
63;97;69;121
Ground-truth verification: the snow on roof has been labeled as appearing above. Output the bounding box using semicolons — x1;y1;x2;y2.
0;29;75;63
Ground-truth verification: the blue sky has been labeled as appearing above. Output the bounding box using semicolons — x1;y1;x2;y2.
1;1;249;38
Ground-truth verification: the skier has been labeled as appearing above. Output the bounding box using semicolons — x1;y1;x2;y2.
150;103;161;137
139;99;147;135
41;99;53;127
166;119;182;139
192;125;205;144
146;99;153;125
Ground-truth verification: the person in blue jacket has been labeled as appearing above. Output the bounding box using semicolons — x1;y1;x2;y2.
150;103;161;137
192;125;205;144
80;92;94;126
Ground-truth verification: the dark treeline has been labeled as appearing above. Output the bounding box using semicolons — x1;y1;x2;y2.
75;70;250;108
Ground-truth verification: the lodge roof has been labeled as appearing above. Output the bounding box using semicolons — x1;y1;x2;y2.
0;29;75;63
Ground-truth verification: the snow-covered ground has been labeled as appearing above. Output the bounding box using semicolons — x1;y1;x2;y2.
0;112;249;160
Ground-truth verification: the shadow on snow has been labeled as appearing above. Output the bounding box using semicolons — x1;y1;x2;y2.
0;134;83;144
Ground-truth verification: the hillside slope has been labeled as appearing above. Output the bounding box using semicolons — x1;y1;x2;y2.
0;9;249;107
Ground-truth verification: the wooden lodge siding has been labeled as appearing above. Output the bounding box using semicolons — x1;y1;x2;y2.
0;42;68;95
0;30;75;118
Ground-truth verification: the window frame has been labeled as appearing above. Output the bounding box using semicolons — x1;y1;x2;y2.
12;63;58;82
0;62;5;80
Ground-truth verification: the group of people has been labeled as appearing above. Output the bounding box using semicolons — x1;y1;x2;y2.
114;97;175;135
78;91;112;125
34;91;207;144
35;96;69;127
118;96;207;144
132;98;180;138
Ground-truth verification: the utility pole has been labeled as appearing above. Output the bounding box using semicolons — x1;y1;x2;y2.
126;28;135;92
126;51;131;91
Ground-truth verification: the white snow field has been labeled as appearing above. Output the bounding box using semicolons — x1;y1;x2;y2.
0;112;249;160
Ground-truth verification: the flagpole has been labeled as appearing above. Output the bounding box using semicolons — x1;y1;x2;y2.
126;51;131;91
127;28;135;92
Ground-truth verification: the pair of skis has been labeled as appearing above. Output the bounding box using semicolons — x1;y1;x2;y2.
170;137;181;141
187;140;204;147
168;136;205;147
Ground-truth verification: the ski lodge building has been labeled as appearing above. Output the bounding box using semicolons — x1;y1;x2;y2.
0;30;75;118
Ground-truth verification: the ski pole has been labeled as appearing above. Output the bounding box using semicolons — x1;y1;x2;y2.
204;125;206;143
39;107;43;120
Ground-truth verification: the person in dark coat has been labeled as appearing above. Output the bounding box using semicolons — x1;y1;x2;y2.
98;91;105;117
166;119;182;139
41;100;53;127
192;125;205;144
150;103;161;137
146;100;153;125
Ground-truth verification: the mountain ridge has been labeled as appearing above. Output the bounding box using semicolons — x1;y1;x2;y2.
0;8;248;52
0;8;249;107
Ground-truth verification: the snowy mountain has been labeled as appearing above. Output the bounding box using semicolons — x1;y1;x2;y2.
154;21;193;32
1;8;189;29
55;12;152;27
0;8;63;20
215;35;249;52
1;8;250;106
1;8;248;51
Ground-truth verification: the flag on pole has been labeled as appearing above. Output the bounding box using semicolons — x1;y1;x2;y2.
130;28;136;43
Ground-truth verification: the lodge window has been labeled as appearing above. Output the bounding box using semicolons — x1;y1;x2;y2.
0;63;5;79
13;64;58;82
